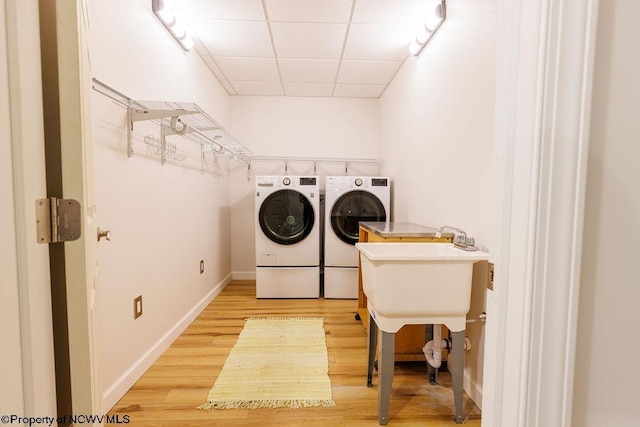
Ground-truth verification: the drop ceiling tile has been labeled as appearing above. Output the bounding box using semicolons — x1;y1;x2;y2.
334;83;386;98
170;0;432;97
175;0;265;21
231;81;284;96
215;57;280;81
278;59;339;83
271;22;347;59
284;82;334;97
352;0;428;26
337;60;402;85
265;0;352;23
191;20;273;57
344;24;414;61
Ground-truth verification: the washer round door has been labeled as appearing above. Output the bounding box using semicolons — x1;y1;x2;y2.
259;189;316;245
330;190;386;245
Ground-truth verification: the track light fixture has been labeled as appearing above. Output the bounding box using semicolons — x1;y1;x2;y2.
152;0;194;51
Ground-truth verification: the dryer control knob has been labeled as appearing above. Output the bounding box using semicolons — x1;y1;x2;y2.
355;178;363;186
283;177;291;185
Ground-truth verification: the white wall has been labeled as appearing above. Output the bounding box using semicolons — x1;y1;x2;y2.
228;96;379;277
573;1;640;425
87;0;234;409
378;0;497;242
377;0;498;406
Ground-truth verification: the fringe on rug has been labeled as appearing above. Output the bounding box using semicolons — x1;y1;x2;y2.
198;398;336;411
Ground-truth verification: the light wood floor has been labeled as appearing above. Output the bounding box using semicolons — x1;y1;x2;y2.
109;280;481;426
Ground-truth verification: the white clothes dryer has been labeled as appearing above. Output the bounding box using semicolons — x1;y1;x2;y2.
255;175;320;298
324;176;391;299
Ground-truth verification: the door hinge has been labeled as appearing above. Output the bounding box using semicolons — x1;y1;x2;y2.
36;197;81;244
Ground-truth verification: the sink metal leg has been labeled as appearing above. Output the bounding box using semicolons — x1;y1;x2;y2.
425;324;438;385
378;331;395;425
451;330;465;424
367;314;378;387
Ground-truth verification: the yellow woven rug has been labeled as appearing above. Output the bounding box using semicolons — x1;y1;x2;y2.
198;317;335;410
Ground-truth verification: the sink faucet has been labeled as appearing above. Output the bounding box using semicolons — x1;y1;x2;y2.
435;225;477;251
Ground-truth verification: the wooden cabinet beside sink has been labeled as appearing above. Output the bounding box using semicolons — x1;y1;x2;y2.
357;222;453;361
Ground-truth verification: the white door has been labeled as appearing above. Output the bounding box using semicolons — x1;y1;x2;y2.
53;0;103;418
0;0;57;418
0;0;27;414
483;0;598;425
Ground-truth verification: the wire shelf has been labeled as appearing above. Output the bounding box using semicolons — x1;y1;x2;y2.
91;78;253;163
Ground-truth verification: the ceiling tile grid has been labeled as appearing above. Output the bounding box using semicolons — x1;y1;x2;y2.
175;0;434;97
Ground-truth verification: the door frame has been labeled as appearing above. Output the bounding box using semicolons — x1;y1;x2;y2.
484;0;599;425
2;0;57;417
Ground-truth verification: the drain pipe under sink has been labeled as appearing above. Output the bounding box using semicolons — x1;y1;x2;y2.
423;325;472;369
423;324;447;369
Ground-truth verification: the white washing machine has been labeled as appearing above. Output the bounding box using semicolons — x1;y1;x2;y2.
324;176;391;299
255;175;320;298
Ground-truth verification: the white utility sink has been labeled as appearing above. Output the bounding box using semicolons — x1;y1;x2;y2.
358;242;490;425
356;242;489;333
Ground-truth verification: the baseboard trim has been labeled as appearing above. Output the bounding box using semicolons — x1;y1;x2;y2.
464;368;483;409
102;273;232;411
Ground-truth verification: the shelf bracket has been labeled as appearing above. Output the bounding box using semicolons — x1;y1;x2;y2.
127;106;133;157
128;108;199;156
160;124;167;166
201;144;205;175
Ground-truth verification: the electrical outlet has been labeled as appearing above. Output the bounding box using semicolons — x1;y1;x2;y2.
200;260;205;274
134;295;143;319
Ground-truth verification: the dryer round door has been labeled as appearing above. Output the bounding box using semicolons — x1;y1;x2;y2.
330;190;386;245
259;189;316;245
